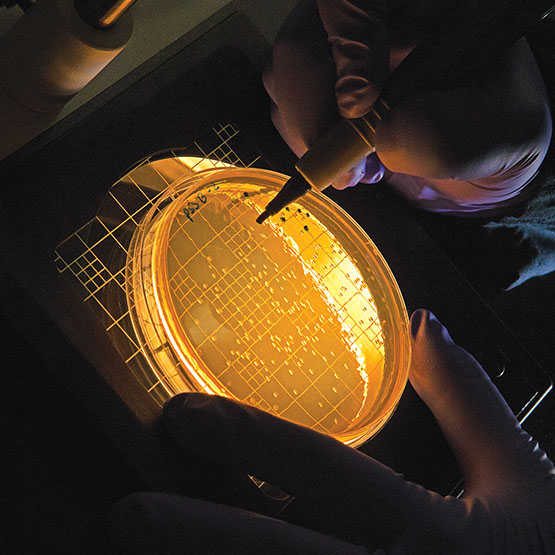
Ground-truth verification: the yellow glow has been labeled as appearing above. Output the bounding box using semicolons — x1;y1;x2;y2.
126;168;410;446
176;156;233;172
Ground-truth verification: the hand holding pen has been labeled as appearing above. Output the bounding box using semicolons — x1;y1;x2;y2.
259;0;552;221
107;310;555;554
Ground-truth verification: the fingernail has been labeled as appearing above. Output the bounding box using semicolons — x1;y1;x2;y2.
362;154;385;184
410;309;427;338
367;169;384;183
413;310;456;346
332;161;365;190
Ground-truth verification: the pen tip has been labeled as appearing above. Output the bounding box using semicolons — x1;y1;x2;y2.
256;210;270;224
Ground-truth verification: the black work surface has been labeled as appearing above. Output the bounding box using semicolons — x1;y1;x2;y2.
1;12;553;553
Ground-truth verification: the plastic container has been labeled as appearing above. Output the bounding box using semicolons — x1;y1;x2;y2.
126;167;410;446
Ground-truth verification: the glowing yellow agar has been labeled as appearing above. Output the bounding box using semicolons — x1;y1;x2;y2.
126;168;410;447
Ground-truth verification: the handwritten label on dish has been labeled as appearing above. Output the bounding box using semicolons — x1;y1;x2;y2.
182;182;220;222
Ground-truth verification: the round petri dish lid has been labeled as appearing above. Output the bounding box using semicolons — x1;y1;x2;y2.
127;167;411;447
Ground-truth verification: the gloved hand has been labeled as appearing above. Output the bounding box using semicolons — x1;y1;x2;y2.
107;310;555;554
264;0;551;213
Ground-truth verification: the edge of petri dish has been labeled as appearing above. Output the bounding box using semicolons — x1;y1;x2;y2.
130;168;411;447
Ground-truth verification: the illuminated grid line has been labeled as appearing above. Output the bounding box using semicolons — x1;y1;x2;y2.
54;124;269;402
349;323;384;349
167;205;308;318
149;159;175;189
83;262;122;301
193;124;261;169
146;364;183;394
58;139;386;436
59;239;107;296
166;204;383;396
87;295;142;359
126;348;144;365
163;198;386;424
58;202;150;297
199;274;377;418
105;311;132;335
107;178;163;229
72;256;105;289
220;293;382;431
71;224;135;300
249;309;362;395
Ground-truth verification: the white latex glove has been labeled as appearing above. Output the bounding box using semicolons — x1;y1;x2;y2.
264;0;551;212
107;310;554;554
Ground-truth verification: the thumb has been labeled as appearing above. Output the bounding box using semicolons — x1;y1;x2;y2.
317;0;389;118
330;154;385;190
361;152;385;183
409;309;554;496
162;392;460;547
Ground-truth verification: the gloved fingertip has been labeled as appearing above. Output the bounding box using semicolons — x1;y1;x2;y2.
162;391;187;415
362;169;384;184
163;392;215;422
360;154;385;184
331;174;356;190
336;81;380;120
331;159;366;190
410;309;455;345
409;308;429;338
338;100;375;120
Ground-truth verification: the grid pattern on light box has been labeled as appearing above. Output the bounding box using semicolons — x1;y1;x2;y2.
54;124;261;402
164;187;385;436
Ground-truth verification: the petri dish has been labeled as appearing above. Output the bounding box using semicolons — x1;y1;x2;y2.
126;167;410;447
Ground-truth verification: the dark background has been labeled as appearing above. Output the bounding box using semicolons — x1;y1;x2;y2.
1;11;554;555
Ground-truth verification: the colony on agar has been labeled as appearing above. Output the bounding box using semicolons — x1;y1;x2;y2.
126;168;410;447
